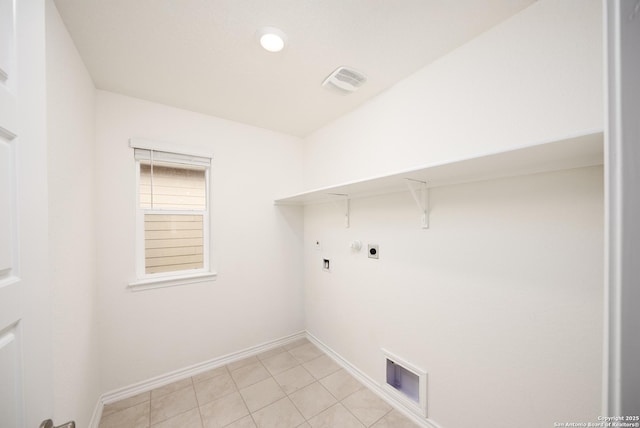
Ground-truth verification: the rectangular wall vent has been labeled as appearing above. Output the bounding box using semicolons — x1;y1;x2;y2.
387;359;420;402
382;349;427;416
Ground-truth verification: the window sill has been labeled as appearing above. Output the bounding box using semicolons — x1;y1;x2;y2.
128;271;217;292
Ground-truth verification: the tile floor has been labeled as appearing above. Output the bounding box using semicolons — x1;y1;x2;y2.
99;338;419;428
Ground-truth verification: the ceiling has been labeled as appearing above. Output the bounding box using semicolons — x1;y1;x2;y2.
53;0;536;137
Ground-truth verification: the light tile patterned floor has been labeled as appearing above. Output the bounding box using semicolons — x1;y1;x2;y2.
99;338;419;428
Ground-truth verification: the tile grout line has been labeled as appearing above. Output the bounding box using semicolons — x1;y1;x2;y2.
238;346;310;425
269;342;355;426
252;344;315;426
198;365;244;426
192;366;231;426
193;370;206;428
339;384;395;428
186;376;208;428
312;366;366;427
283;346;318;424
284;345;392;428
102;338;409;428
267;350;309;426
148;379;198;427
320;374;366;427
369;407;395;428
228;357;261;428
144;397;149;428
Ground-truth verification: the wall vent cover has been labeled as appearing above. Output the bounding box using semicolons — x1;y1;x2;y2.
382;349;427;417
322;66;367;94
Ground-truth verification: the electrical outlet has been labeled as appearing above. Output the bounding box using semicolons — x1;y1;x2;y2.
368;244;379;259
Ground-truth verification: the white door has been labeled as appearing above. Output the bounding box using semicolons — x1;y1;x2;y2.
1;1;53;427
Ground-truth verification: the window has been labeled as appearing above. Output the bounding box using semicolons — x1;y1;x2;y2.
130;142;215;289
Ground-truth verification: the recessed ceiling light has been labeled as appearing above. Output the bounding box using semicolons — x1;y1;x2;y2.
256;27;286;53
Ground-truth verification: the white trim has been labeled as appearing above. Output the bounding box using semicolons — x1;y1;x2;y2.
98;331;306;406
132;142;213;285
128;271;217;291
603;0;640;415
134;160;144;280
603;0;617;415
0;274;19;288
306;331;443;428
87;397;103;428
0;125;17;140
129;138;213;159
0;267;15;283
134;148;210;168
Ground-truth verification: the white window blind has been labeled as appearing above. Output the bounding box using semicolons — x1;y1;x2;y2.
139;164;206;210
134;148;211;169
135;148;210;276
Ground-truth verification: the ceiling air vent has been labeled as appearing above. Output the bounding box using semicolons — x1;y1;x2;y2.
322;66;367;95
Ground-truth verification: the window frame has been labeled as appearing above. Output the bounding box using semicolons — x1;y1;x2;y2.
128;138;216;291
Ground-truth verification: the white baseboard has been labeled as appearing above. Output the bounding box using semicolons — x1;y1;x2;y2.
88;331;306;427
88;397;103;428
305;331;444;428
88;330;443;428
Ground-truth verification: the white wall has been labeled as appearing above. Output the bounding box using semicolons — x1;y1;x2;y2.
304;167;603;427
45;2;101;426
95;91;304;391
40;0;607;423
301;0;604;427
303;0;603;189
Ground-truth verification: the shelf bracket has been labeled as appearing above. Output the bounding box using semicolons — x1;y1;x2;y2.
405;179;429;229
328;193;350;228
